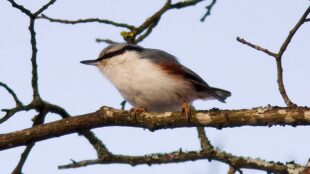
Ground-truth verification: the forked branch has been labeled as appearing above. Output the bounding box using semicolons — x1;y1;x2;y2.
237;5;310;107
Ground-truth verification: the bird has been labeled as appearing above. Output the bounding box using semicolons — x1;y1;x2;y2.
81;43;231;119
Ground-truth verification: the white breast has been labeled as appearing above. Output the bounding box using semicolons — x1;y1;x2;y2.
97;51;194;112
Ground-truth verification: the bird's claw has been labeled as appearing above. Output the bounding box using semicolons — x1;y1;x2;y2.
182;102;191;123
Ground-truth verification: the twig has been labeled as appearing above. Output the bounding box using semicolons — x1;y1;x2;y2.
40;14;135;30
44;102;112;159
1;106;310;151
120;100;126;110
274;6;310;107
12;110;48;174
277;6;310;59
120;0;171;43
6;0;32;16
236;37;277;57
41;0;206;44
236;6;310;107
12;143;35;174
33;0;56;17
136;17;160;43
79;130;111;159
196;127;213;151
200;0;217;22
0;82;22;106
95;38;119;44
170;0;204;9
0;105;33;124
1;100;111;165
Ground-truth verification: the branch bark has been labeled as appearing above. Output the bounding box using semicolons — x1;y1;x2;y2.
1;106;310;151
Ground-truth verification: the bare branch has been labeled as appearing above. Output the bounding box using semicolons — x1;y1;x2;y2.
136;18;160;43
236;37;277;57
95;38;119;44
196;127;213;151
12;110;47;174
7;0;56;18
58;147;305;174
277;6;310;60
275;59;296;108
6;0;32;17
12;144;35;174
7;0;59;100
134;0;171;36
33;0;57;17
200;0;217;22
121;0;171;43
0;105;33;124
39;14;135;30
1;106;310;151
0;82;22;106
79;130;112;159
237;6;310;108
274;6;310;107
43;103;112;159
39;0;206;45
170;0;204;9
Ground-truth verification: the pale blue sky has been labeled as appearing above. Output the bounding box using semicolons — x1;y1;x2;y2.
0;1;310;174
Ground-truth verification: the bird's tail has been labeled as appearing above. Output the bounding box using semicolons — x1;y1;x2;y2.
210;87;231;103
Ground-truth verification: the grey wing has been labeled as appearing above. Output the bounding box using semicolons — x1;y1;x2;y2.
140;48;231;102
141;48;209;89
140;48;180;65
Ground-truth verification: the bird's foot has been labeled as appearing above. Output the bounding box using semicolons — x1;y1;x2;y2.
182;102;191;122
130;108;146;122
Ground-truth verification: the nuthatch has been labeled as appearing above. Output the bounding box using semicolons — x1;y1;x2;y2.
81;43;231;118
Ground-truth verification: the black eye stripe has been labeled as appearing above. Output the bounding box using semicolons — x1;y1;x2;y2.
96;45;144;61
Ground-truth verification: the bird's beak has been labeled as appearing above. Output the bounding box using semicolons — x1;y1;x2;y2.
80;59;99;66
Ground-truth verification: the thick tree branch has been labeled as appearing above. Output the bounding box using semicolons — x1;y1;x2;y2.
1;106;310;151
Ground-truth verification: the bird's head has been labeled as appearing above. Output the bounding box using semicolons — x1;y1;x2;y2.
80;43;143;68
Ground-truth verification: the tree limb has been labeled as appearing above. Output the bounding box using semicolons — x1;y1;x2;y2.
1;106;310;151
58;146;305;174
